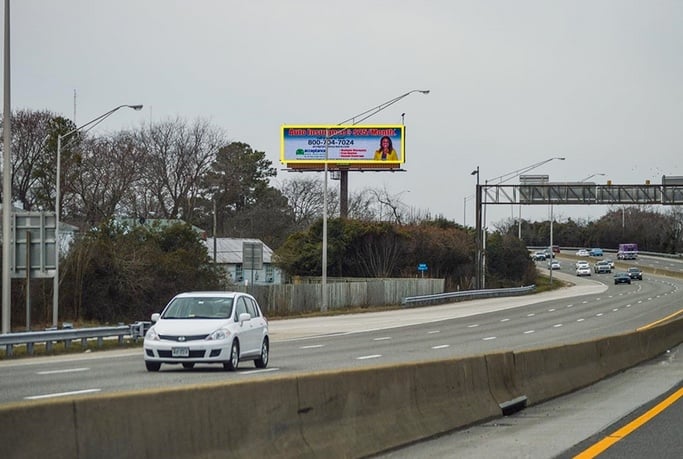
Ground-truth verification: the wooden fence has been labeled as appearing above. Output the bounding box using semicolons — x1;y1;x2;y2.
235;278;445;317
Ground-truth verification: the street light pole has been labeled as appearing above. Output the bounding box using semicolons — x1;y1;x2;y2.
321;90;429;312
2;0;11;334
322;128;329;312
471;167;480;289
52;104;142;327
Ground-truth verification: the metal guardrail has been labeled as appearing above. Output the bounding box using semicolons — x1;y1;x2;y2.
401;285;536;307
0;321;152;357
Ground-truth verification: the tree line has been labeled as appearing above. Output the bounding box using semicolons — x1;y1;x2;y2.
496;206;683;254
1;109;681;328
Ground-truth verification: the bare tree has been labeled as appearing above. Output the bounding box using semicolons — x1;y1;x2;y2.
278;175;328;227
664;206;683;253
3;109;56;210
68;131;144;225
135;117;225;220
363;187;413;224
347;188;375;221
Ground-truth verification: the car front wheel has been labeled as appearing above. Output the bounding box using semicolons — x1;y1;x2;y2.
224;340;240;371
255;338;269;369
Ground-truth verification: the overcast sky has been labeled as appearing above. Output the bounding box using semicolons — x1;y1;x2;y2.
5;1;682;228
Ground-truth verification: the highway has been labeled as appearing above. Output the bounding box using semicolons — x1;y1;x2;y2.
624;253;683;275
1;271;681;404
1;266;681;458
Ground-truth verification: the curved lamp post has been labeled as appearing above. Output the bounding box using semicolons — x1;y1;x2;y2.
53;104;143;327
321;90;429;312
474;157;566;290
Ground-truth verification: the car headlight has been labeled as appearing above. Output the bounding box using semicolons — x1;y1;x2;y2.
207;328;230;341
145;327;160;341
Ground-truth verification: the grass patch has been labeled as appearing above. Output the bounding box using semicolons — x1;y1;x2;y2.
534;272;571;293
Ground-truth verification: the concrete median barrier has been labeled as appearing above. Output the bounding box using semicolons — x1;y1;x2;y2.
513;341;607;405
484;352;526;414
294;356;501;458
0;400;78;459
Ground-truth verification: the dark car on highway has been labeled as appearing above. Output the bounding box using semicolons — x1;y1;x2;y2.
627;267;643;280
614;272;632;285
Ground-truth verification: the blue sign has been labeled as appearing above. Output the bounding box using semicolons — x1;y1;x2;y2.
418;263;428;271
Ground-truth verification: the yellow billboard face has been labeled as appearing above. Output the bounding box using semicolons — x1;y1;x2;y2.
281;125;405;168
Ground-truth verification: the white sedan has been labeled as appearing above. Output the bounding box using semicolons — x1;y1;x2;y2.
576;249;590;257
548;260;561;270
576;265;592;276
144;291;269;372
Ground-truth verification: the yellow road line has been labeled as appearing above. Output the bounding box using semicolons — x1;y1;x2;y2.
573;387;683;458
637;308;683;331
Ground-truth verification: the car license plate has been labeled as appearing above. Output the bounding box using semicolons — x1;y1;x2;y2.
172;347;189;357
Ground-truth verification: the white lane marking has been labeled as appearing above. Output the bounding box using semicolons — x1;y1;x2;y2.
527;313;535;317
596;313;604;317
548;308;556;312
300;344;324;349
500;318;510;322
467;324;479;328
626;304;632;308
427;330;440;334
577;318;585;322
37;367;89;375
25;388;101;400
582;301;589;304
357;355;382;360
241;368;279;375
524;330;535;334
553;324;563;328
432;345;450;349
373;337;391;341
482;336;496;341
613;308;619;312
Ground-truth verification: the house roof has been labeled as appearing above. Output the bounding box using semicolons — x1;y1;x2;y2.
204;237;274;264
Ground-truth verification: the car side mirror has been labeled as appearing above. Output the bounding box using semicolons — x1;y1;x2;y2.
238;312;251;323
151;313;160;323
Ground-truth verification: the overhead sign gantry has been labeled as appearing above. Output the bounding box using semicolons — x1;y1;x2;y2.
473;176;683;289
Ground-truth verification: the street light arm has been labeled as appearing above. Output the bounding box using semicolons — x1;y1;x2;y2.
580;173;606;182
337;89;429;125
60;104;143;140
487;156;566;184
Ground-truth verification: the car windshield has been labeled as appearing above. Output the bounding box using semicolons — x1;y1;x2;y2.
162;297;234;319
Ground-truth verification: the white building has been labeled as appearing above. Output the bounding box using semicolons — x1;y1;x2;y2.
204;237;283;285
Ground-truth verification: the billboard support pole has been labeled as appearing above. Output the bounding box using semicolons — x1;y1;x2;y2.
340;170;349;218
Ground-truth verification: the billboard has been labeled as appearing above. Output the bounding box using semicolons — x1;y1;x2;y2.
280;125;405;169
